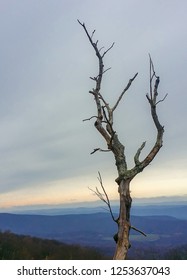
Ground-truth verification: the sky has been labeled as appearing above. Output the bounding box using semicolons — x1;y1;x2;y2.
0;0;187;208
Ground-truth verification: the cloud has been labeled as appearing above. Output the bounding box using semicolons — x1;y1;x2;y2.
0;0;187;207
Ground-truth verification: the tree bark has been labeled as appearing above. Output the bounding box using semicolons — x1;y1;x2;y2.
113;179;132;260
110;133;132;260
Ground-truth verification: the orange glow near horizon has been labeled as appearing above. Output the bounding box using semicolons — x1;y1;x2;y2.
1;168;187;208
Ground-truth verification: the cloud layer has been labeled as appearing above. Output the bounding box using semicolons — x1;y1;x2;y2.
0;0;187;207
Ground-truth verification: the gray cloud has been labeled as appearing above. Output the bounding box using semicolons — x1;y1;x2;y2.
0;0;187;205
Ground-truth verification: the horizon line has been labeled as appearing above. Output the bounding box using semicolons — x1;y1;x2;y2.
1;194;187;211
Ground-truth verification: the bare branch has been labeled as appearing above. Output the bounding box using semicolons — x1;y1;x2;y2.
149;54;158;78
148;54;160;101
156;93;168;105
78;20;115;146
102;42;115;58
149;54;153;100
101;106;115;138
97;172;117;222
91;29;96;39
88;186;102;199
77;20;97;52
89;76;97;81
131;58;165;177
102;67;112;75
98;93;109;108
134;141;146;166
90;148;111;155
112;72;138;112
90;67;111;84
90;148;100;155
149;54;154;100
99;46;104;53
148;55;161;102
89;90;95;95
89;172;117;222
131;226;147;237
83;116;97;122
78;21;105;122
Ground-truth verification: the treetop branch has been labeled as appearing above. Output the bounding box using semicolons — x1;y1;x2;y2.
131;58;166;174
78;20;115;146
77;19;114;60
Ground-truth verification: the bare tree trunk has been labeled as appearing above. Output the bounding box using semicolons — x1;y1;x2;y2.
113;179;132;259
111;133;133;260
78;20;166;260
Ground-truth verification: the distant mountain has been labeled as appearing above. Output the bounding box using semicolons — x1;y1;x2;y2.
133;195;187;205
131;205;187;220
0;212;115;247
1;194;186;215
4;204;187;220
0;212;187;257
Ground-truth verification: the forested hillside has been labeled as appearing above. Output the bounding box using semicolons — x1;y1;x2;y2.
0;231;106;260
0;231;187;260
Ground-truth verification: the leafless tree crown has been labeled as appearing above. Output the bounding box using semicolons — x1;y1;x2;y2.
78;20;166;260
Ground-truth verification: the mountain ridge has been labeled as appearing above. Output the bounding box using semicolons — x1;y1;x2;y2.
1;204;186;220
0;212;187;255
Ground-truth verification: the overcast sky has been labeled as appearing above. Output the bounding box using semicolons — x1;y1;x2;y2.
0;0;187;208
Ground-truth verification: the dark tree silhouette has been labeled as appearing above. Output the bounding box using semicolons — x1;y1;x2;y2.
78;20;166;260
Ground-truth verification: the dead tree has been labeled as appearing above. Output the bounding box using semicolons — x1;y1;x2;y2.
78;20;166;260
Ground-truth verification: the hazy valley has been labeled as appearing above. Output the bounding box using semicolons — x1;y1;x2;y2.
0;202;187;259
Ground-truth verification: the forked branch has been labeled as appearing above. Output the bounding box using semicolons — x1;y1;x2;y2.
89;172;117;222
132;56;166;176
